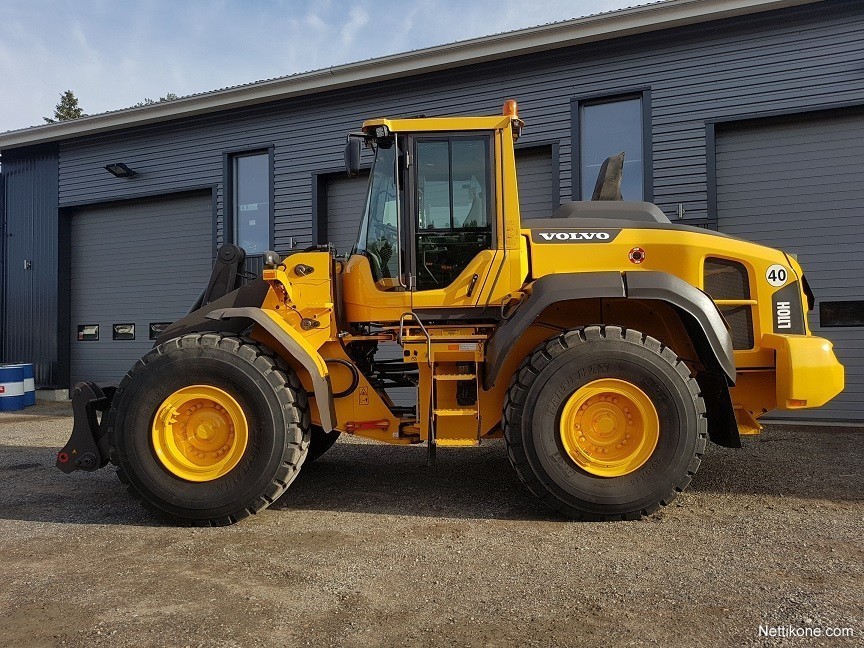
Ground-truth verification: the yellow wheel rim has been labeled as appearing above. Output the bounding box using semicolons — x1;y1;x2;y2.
559;378;660;478
151;385;249;482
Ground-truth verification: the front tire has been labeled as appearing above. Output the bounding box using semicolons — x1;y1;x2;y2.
107;333;310;526
503;326;707;520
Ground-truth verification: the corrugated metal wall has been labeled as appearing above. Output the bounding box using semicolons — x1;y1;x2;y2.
54;1;864;255
0;172;5;340
1;145;60;386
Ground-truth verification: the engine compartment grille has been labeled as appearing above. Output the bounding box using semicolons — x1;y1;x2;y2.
704;257;754;350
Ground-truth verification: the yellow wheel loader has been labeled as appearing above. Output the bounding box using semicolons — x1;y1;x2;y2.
57;101;844;525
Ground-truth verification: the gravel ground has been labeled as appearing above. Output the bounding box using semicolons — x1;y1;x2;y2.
0;402;862;648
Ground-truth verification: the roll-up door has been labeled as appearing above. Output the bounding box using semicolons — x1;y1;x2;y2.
70;192;213;385
516;146;556;219
715;110;864;421
326;171;369;255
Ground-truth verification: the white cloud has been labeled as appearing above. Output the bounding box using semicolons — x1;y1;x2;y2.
340;6;370;47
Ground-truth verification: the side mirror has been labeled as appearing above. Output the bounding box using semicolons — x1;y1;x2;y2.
345;138;361;178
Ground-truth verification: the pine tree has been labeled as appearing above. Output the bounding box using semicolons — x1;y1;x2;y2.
44;90;85;123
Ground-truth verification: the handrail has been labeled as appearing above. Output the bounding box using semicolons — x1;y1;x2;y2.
398;311;432;367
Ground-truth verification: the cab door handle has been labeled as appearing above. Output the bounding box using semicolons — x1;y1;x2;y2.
467;273;480;297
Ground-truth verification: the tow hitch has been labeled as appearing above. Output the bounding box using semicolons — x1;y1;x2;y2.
56;382;116;473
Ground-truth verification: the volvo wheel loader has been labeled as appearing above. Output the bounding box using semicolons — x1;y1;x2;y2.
57;100;844;525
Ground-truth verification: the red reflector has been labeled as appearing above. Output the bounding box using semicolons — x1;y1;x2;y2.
345;419;390;432
629;247;646;264
57;452;69;463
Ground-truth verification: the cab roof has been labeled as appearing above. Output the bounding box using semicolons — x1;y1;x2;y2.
361;114;512;133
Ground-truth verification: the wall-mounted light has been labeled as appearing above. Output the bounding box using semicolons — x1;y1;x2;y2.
104;163;137;178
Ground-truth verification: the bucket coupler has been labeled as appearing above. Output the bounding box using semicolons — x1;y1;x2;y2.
56;382;116;473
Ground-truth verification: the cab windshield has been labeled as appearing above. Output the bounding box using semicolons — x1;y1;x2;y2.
353;137;404;290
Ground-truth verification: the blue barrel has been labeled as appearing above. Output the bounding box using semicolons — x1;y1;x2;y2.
0;365;26;412
13;364;36;406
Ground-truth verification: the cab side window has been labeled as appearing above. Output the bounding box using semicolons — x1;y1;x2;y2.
414;137;493;291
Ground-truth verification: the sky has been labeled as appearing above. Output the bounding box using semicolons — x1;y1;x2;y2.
0;0;656;133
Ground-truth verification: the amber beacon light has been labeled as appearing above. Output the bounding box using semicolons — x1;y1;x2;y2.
503;99;523;139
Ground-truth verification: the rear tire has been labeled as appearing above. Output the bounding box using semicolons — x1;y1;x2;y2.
503;325;706;520
107;333;310;526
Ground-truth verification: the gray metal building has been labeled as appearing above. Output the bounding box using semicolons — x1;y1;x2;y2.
1;0;863;421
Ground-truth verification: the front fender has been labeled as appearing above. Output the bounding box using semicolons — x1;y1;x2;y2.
206;307;336;432
152;279;336;432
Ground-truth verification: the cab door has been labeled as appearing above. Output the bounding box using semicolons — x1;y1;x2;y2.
408;133;514;315
340;134;414;324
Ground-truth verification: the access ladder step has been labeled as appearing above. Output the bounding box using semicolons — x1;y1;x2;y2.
433;373;476;381
436;438;480;447
401;335;487;343
433;408;478;417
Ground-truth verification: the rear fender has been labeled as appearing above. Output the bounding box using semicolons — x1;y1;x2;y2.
484;271;736;389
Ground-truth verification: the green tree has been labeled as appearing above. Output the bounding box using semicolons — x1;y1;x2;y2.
134;92;180;107
44;90;85;123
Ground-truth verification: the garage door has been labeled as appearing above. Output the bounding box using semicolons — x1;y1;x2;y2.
70;192;213;385
516;146;556;219
715;110;864;421
326;171;369;256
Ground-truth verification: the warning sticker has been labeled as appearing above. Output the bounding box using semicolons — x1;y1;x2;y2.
359;386;369;406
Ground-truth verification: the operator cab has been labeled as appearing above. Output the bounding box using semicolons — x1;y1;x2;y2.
349;129;492;292
340;102;526;323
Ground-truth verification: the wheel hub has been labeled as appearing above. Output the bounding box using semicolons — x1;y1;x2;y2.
151;385;249;482
559;378;659;477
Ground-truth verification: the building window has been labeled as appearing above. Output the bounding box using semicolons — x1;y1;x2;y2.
820;301;864;327
232;151;271;255
576;94;650;201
